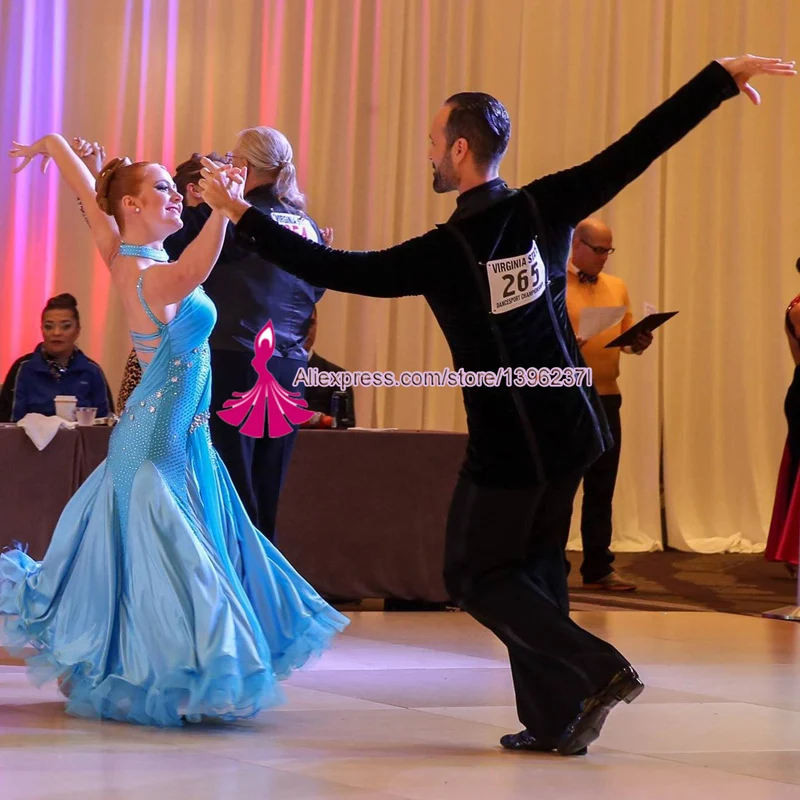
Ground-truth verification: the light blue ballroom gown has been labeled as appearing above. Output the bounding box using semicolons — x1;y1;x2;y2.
0;276;349;726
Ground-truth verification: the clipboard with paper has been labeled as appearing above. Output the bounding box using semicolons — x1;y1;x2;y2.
577;306;627;340
604;311;678;348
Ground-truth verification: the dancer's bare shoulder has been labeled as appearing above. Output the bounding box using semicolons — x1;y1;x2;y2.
112;257;179;334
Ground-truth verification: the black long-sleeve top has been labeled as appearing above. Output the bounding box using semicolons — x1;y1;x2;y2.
229;62;739;487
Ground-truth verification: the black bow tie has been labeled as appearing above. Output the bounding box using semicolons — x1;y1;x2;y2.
578;271;598;285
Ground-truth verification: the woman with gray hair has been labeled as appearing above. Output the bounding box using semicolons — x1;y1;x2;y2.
166;126;332;543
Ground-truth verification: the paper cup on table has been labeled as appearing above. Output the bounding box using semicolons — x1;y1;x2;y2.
75;407;98;426
54;395;78;422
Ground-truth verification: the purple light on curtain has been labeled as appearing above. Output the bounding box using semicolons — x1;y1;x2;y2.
1;0;25;373
0;0;66;375
43;0;66;300
8;0;37;364
160;0;179;169
1;10;17;372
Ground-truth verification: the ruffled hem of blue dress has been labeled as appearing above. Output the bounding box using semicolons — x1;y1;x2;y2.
0;546;348;728
0;599;345;727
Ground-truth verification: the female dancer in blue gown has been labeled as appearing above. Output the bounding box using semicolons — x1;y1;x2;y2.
0;136;348;726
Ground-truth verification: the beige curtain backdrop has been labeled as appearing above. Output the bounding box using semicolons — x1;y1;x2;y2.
662;0;800;553
1;0;799;555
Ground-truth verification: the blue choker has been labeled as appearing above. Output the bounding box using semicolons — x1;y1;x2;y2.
118;243;170;262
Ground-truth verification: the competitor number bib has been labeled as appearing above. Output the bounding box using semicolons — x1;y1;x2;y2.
485;241;545;314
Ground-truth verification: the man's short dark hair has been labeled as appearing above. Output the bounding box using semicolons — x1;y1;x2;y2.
444;92;511;168
173;151;228;198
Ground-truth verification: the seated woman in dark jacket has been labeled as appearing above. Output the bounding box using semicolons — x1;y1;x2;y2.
0;293;113;422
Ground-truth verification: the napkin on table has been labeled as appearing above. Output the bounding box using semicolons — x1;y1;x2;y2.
17;413;78;451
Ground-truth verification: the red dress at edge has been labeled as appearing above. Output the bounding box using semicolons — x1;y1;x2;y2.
765;294;800;567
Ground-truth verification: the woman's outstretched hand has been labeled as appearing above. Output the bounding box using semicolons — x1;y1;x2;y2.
9;138;51;174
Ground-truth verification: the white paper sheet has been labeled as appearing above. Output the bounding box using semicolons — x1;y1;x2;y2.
643;302;657;317
578;306;627;340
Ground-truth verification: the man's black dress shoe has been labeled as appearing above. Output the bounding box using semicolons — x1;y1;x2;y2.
500;729;587;756
556;666;644;756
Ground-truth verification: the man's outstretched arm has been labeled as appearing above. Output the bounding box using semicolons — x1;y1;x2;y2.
199;161;447;299
526;55;795;228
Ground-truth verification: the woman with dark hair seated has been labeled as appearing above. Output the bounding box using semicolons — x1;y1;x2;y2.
0;293;112;421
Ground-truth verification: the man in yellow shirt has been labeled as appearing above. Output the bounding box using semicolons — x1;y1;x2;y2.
565;218;652;591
